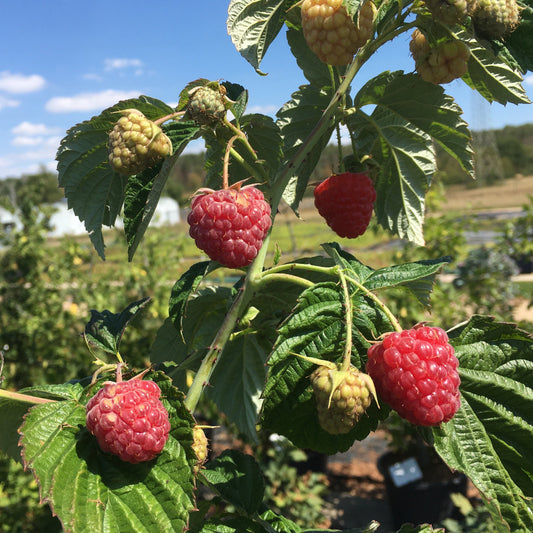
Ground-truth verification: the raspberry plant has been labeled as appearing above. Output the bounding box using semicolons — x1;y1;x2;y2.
1;0;533;532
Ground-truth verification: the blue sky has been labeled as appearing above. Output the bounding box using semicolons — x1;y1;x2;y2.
1;0;532;180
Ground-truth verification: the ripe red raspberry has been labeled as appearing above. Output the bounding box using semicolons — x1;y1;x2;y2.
187;185;272;269
86;378;171;463
313;172;376;238
366;326;461;426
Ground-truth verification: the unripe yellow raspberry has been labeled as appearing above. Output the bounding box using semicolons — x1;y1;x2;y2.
107;110;172;176
310;364;377;434
301;0;375;66
410;29;470;85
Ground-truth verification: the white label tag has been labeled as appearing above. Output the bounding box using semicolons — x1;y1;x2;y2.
388;457;423;487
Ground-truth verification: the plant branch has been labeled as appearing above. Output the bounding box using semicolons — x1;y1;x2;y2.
0;389;56;405
255;272;315;289
259;262;338;279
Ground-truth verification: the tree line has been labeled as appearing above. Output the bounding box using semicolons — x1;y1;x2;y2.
1;123;532;210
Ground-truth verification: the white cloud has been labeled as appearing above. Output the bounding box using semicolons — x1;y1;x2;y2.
0;71;46;93
83;72;103;82
525;74;533;86
12;121;60;136
45;89;140;113
12;136;44;147
104;58;143;71
0;94;19;110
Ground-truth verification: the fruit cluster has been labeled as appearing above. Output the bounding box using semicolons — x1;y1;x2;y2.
366;325;461;427
86;377;171;463
187;185;272;269
108;110;172;175
301;0;374;65
410;30;470;85
314;172;376;239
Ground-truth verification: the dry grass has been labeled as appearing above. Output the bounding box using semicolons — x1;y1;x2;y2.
442;174;533;212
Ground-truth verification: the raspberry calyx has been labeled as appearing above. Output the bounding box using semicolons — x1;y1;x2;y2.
85;373;171;463
366;325;461;427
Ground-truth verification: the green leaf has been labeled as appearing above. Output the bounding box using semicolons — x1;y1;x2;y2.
286;23;331;88
459;29;531;105
168;261;218;335
227;0;292;72
433;316;533;532
321;243;450;307
241;113;283;179
352;71;474;178
0;383;83;461
276;85;335;213
202;449;265;515
124;121;199;261
159;286;236;387
364;257;452;307
56;96;175;259
348;107;436;245
505;1;533;73
19;374;197;533
84;297;151;355
207;331;271;441
223;82;249;121
261;282;391;454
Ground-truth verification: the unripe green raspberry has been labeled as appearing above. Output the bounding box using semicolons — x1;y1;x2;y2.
310;364;377;434
301;0;375;66
108;109;172;175
410;30;470;85
472;0;520;39
191;426;208;472
186;85;227;127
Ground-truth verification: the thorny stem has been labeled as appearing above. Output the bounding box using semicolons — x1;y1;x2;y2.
344;274;403;333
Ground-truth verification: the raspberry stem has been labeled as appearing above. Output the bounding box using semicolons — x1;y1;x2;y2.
223;135;240;189
344;273;403;333
0;388;56;404
338;268;354;372
153;110;185;126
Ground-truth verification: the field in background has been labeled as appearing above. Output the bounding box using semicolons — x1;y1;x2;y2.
440;174;533;212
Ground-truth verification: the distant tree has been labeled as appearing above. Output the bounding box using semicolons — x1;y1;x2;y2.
0;166;63;209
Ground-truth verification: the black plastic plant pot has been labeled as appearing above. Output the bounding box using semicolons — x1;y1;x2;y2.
378;451;468;529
